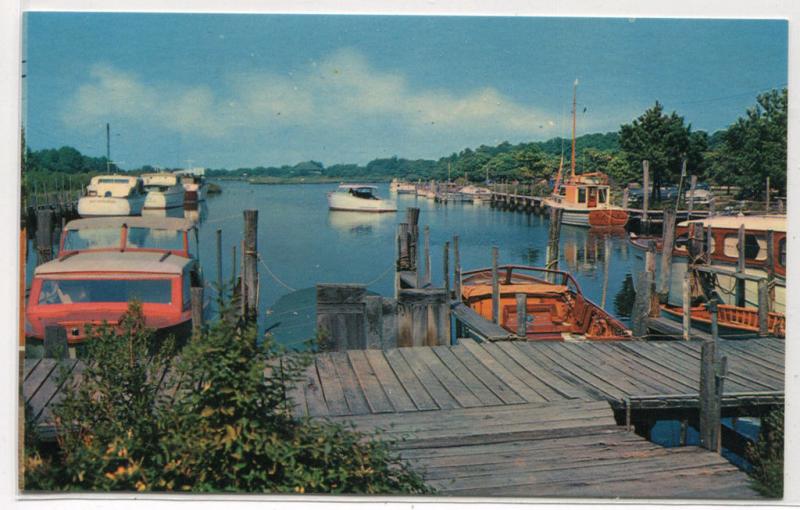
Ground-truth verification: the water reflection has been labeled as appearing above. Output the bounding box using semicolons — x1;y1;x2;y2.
142;207;185;219
327;210;391;236
184;202;209;224
613;274;636;319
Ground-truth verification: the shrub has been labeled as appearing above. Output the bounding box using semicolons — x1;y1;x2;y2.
746;408;783;498
25;302;431;495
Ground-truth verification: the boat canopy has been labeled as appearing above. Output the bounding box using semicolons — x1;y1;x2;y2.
65;217;196;231
677;214;786;232
35;251;192;276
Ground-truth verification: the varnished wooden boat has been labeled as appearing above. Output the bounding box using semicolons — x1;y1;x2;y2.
661;303;785;338
461;265;631;341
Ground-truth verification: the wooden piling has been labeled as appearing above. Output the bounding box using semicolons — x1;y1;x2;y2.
601;236;611;309
191;286;204;334
699;299;720;452
453;235;462;302
758;279;769;337
44;325;68;359
242;210;259;319
735;224;746;307
622;187;629;210
397;288;449;347
363;295;384;349
515;293;527;337
443;241;450;301
491;246;500;324
397;223;411;270
406;207;420;271
642;160;650;234
546;207;563;274
687;175;697;220
423;225;431;286
682;271;691;341
645;242;659;318
658;207;676;301
35;209;53;264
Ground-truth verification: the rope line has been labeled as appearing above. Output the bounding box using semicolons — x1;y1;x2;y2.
362;262;396;287
257;254;297;292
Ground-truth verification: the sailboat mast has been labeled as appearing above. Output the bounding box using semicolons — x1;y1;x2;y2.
571;79;578;179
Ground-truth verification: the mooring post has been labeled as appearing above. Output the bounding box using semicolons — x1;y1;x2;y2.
443;241;450;301
682;271;691;341
645;241;659;317
406;207;420;272
735;223;746;307
491;246;500;324
243;210;259;320
622;187;629;210
515;293;527;337
658;207;676;301
765;175;771;212
642;160;650;234
35;209;53;264
699;298;720;452
191;286;204;335
687;175;697;220
546;207;563;279
43;325;68;359
423;225;431;286
453;235;462;303
216;228;223;294
758;278;769;336
601;235;611;309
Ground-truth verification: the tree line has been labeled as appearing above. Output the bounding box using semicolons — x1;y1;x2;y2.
23;88;786;200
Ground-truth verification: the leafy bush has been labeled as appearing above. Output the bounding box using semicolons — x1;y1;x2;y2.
746;408;783;498
25;302;431;495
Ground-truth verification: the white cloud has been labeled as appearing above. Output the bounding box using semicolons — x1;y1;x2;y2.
62;49;585;164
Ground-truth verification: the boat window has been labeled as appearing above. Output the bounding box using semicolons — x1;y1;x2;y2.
63;227;121;251
350;188;377;199
38;278;172;305
127;227;185;251
779;238;786;267
722;234;764;260
577;188;586;203
598;188;607;204
98;178;132;184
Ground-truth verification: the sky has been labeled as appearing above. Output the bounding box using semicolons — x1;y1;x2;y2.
22;13;788;170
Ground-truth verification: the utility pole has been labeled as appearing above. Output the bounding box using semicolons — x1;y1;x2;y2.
106;123;111;173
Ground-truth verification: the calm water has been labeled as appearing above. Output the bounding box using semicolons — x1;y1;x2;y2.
28;180;647;347
192;181;646;346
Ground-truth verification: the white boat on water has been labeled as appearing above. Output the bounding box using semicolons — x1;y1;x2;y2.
459;184;492;203
327;184;397;212
143;173;185;210
77;175;147;217
389;178;416;195
176;172;208;203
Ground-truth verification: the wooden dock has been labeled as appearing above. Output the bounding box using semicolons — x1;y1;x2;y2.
23;337;781;498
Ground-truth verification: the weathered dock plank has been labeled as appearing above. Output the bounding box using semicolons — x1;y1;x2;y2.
382;348;438;411
363;349;417;412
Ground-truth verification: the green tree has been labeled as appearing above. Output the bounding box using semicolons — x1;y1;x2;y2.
707;89;787;199
746;407;783;498
618;102;699;199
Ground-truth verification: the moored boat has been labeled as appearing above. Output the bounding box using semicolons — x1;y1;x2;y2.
142;173;185;210
661;304;785;338
389;178;416;195
459;184;493;203
77;175;147;217
327;184;397;212
176;172;208;203
25;250;202;345
460;265;631;341
59;216;199;258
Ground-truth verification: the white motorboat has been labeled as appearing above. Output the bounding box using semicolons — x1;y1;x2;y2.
459;184;492;202
142;173;185;210
389;178;416;195
176;172;208;203
77;175;147;217
327;184;397;212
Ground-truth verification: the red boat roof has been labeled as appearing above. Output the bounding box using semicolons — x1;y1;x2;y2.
34;250;192;276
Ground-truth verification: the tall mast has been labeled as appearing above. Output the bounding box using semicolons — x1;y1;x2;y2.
106;122;111;173
571;79;578;179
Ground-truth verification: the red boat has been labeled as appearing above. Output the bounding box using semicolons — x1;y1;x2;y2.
460;265;631;341
661;303;785;338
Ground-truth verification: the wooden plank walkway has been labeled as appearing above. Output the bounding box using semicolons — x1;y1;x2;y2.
327;400;758;498
24;337;784;432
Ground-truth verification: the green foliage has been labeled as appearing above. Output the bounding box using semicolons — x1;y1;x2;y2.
707;89;787;199
25;302;431;495
618;101;702;198
746;408;783;498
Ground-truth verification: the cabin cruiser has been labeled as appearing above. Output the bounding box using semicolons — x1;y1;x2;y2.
142;173;185;210
459;184;492;203
389;178;416;195
77;175;146;217
461;265;631;341
661;214;786;337
26;216;203;347
327;184;397;212
176;172;208;203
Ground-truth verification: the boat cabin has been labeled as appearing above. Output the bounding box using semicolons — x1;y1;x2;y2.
59;217;198;259
26;251;200;343
339;184;380;200
85;175;144;198
673;215;786;278
142;173;180;191
554;173;613;209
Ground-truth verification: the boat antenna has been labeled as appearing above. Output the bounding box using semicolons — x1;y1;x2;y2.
571;79;578;180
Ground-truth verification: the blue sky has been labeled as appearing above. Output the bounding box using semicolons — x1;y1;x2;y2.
23;13;787;169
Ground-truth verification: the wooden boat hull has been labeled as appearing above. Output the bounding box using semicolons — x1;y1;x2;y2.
544;201;629;228
461;266;631;341
660;304;785;338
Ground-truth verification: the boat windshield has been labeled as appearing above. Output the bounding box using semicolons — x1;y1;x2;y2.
63;228;121;251
348;187;377;199
37;278;172;305
127;227;185;251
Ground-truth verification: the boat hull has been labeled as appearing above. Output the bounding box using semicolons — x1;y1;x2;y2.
327;192;397;212
144;188;185;209
183;183;207;203
77;196;145;217
543;199;629;228
660;304;785;338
